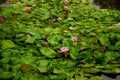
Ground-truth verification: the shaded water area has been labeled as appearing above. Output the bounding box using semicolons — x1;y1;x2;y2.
93;0;120;10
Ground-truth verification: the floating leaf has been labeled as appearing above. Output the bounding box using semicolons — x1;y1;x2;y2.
22;56;35;64
82;58;93;63
38;67;48;73
53;68;65;74
81;64;94;68
90;76;103;80
0;57;10;64
79;51;91;59
115;41;120;49
105;52;120;62
38;60;50;73
47;35;63;45
0;71;13;78
115;68;120;73
63;38;72;47
91;38;98;43
98;46;106;52
1;40;15;50
99;35;109;46
70;47;79;59
39;60;49;67
83;68;100;73
25;36;36;43
40;47;55;58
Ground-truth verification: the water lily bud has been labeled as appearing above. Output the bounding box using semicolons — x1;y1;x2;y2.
42;41;48;45
24;8;30;13
64;6;69;10
26;34;30;38
0;17;4;21
71;36;78;41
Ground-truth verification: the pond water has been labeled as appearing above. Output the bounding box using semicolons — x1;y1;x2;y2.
89;2;100;9
93;0;120;10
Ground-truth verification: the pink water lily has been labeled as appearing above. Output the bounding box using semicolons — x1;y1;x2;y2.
64;6;69;10
26;34;31;38
57;17;62;21
71;36;78;41
64;0;69;3
60;47;69;52
24;8;30;13
0;17;4;21
42;41;48;45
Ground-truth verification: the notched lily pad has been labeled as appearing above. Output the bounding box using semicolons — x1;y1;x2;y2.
1;40;16;50
40;47;56;58
90;76;103;80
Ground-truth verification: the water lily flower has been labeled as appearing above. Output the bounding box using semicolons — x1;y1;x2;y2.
0;17;4;21
71;36;78;41
64;6;69;10
26;34;31;38
69;26;74;30
57;17;62;21
42;41;48;45
24;8;30;13
60;47;69;52
64;0;69;3
80;46;86;51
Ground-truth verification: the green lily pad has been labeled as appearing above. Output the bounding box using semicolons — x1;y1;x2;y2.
90;76;103;80
1;40;15;50
40;47;56;58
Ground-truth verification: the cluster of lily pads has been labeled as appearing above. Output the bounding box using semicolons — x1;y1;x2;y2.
0;0;120;80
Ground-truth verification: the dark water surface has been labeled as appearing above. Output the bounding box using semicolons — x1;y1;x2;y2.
94;0;120;10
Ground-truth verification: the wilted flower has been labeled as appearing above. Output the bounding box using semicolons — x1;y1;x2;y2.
48;19;54;23
26;34;30;38
60;47;69;52
57;17;62;21
64;6;69;10
24;8;30;13
42;41;48;45
0;17;4;21
80;46;86;51
80;36;85;41
71;36;78;41
64;0;69;3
